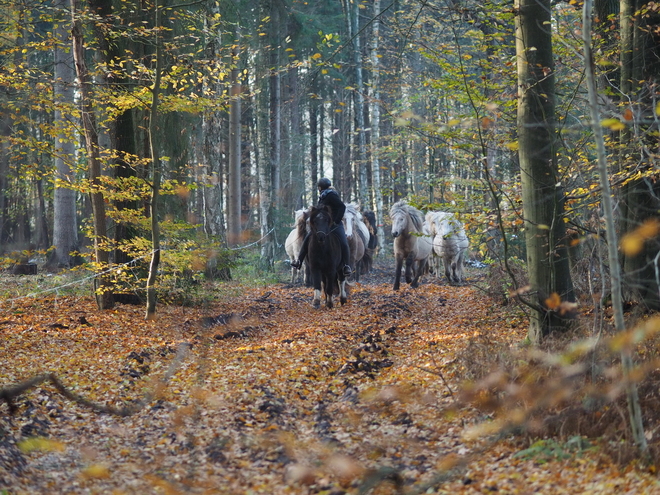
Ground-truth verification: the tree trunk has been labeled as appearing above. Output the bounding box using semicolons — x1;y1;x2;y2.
310;77;319;205
51;0;79;268
370;0;386;250
349;0;368;206
619;0;660;311
71;0;114;310
145;0;163;319
227;40;242;246
583;0;648;456
515;0;574;343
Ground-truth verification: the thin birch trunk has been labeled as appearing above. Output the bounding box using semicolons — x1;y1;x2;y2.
370;0;385;250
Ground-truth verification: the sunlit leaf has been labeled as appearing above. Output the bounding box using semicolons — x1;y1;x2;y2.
600;118;626;131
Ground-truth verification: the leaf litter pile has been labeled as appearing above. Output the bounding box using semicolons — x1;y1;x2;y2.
1;264;660;494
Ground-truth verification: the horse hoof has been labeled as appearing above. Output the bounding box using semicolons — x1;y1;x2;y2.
313;300;321;309
340;297;347;305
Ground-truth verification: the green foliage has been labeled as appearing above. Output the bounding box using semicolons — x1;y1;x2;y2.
514;436;597;463
231;248;285;287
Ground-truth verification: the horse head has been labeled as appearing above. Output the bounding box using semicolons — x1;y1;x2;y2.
390;201;411;238
310;205;333;243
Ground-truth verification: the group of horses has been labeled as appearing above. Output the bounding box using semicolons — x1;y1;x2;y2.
285;203;378;308
286;200;468;308
390;201;468;291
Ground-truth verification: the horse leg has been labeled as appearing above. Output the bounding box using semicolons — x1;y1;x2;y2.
339;278;347;305
443;254;452;283
411;258;426;288
393;255;404;290
323;274;334;309
311;271;322;308
405;253;414;284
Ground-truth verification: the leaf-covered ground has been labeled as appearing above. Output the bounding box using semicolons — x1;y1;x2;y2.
1;264;659;494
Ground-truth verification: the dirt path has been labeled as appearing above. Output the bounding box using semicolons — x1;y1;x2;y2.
1;267;659;494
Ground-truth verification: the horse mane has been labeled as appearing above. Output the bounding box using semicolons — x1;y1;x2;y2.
295;208;309;237
409;208;424;232
344;203;361;237
390;201;425;233
363;210;376;235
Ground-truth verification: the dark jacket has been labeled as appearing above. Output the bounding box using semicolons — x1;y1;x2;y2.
318;189;345;225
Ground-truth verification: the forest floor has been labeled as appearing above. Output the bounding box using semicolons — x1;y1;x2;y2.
1;259;660;494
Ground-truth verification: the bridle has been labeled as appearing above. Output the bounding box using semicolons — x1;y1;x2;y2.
312;208;340;241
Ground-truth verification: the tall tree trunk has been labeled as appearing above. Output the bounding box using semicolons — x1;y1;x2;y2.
51;0;79;268
583;0;648;455
145;0;163;319
227;40;242;246
619;0;660;311
71;0;114;310
370;0;385;250
349;0;368;206
0;118;9;249
310;77;319;206
515;0;574;343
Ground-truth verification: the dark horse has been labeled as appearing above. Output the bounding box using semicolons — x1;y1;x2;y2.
307;205;348;308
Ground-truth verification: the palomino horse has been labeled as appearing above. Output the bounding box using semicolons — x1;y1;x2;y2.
285;209;308;284
307;205;348;308
389;201;432;290
343;203;369;281
426;211;469;284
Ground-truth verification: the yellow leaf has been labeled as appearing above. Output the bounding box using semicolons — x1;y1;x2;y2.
600;118;626;131
311;53;322;60
81;464;111;479
505;141;518;151
620;219;660;256
18;437;65;453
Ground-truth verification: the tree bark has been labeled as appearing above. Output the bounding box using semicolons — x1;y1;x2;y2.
349;0;368;206
51;0;79;268
618;0;660;311
145;0;163;320
515;0;574;343
227;40;242;246
583;0;648;455
71;0;114;310
370;0;385;250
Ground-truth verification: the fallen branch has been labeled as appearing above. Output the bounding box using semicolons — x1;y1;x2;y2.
0;342;191;416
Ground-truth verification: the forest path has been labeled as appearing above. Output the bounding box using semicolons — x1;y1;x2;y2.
1;264;658;494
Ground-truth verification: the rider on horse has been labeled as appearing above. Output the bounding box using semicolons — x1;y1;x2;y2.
291;178;352;277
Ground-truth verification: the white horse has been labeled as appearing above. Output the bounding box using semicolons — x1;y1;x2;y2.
389;201;432;290
425;210;469;284
343;203;370;280
285;209;308;284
